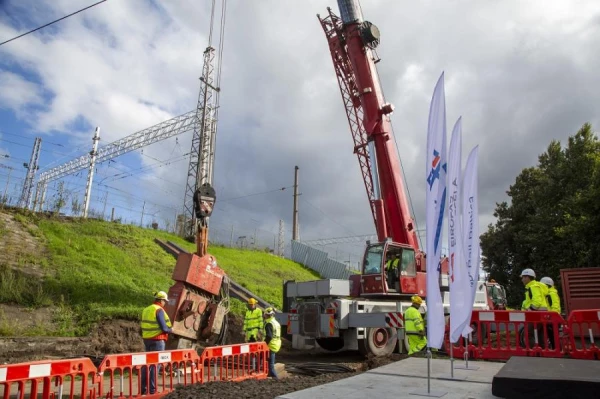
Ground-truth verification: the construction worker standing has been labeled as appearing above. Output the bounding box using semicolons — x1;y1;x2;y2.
140;291;172;395
244;298;263;342
519;269;548;311
404;295;427;355
541;276;562;350
540;277;561;314
244;298;263;372
263;307;281;379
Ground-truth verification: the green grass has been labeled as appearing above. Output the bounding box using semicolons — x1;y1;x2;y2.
0;264;51;307
0;210;319;336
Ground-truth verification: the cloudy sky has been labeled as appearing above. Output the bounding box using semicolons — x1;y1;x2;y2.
1;0;599;266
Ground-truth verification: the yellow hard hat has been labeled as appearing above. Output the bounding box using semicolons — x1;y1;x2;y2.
154;291;169;301
264;307;275;315
247;298;258;305
411;295;423;305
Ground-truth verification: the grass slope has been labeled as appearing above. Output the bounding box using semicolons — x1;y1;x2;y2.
0;210;319;336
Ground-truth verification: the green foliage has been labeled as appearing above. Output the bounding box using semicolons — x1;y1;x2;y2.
0;213;317;336
0;264;51;307
481;123;600;306
209;245;319;309
0;219;7;237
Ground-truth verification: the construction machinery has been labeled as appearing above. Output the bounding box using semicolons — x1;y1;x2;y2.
162;0;230;350
278;0;507;356
163;184;231;350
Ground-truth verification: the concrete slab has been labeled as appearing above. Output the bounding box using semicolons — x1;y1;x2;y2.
492;357;600;398
277;358;505;399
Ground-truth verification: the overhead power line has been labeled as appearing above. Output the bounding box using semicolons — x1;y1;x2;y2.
0;0;108;47
220;186;292;202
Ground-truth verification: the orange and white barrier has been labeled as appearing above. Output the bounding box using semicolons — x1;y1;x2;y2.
97;349;200;399
446;310;566;361
200;342;269;383
565;310;600;360
0;343;270;399
0;358;97;399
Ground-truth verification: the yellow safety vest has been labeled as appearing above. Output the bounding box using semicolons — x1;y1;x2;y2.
244;308;263;340
141;304;172;339
521;280;547;310
546;286;562;314
404;306;424;333
385;258;399;271
264;317;281;353
404;306;427;355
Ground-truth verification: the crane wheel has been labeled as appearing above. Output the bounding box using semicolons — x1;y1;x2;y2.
316;337;345;352
358;327;397;357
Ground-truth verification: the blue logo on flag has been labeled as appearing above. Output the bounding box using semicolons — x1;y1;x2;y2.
427;149;447;254
427;149;447;190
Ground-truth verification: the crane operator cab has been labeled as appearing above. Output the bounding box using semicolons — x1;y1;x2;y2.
361;241;420;296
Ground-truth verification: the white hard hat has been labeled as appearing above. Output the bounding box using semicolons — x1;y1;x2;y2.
540;277;554;287
154;291;169;301
520;268;536;278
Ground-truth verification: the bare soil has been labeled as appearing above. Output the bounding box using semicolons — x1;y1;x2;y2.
0;211;47;277
165;351;407;399
1;313;249;364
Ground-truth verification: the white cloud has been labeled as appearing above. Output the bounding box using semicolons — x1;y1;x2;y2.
0;70;42;115
0;0;599;262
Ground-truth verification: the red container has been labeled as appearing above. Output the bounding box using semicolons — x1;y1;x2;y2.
560;267;600;316
172;252;224;296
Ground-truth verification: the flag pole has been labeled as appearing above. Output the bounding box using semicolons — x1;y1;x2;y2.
450;340;454;378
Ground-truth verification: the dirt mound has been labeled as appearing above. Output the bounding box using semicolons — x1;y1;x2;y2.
165;372;358;399
365;353;407;369
1;311;249;364
89;319;144;355
225;313;245;344
163;351;408;398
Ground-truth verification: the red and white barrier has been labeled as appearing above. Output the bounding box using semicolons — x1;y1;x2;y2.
0;358;97;399
446;310;566;361
97;349;200;399
200;342;269;383
566;310;600;360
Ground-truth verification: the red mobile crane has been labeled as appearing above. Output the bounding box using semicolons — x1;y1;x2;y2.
280;0;506;357
319;0;433;298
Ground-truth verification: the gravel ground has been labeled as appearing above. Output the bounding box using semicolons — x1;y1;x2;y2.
165;372;359;399
164;351;407;399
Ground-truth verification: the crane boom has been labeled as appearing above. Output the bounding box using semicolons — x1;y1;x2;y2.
319;1;426;297
319;3;418;249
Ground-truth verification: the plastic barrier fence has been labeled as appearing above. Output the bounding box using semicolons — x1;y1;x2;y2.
200;342;270;383
446;310;566;361
566;309;600;360
0;358;97;399
0;343;270;399
97;349;201;399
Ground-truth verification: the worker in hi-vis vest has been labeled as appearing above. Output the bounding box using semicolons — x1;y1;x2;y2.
540;277;561;314
140;291;172;395
244;298;263;371
244;298;263;342
404;295;427;355
541;276;562;349
263;307;281;379
520;269;548;311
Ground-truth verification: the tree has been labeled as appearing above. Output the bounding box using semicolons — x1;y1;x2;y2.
52;181;68;215
481;123;600;307
71;197;82;216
